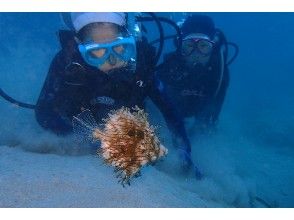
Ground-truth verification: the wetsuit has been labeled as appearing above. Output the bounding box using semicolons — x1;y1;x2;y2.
157;50;230;128
35;30;191;152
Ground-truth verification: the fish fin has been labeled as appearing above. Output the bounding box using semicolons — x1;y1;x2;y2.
72;109;99;143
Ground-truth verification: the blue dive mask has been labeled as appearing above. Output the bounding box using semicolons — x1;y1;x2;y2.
78;36;136;68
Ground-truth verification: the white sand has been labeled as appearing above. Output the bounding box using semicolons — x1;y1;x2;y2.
0;106;293;207
0;143;222;208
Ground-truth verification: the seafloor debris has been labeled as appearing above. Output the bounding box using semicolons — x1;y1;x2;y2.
73;106;168;186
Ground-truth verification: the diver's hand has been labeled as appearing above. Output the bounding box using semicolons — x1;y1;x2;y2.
177;148;203;180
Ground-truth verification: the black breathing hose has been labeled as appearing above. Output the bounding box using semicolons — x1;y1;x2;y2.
226;42;239;66
0;13;182;110
149;34;177;45
136;13;165;65
137;15;183;55
0;88;35;109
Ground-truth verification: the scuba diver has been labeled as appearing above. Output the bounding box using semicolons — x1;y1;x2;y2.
33;12;202;178
157;14;236;134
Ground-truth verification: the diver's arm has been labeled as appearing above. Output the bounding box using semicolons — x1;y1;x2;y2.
201;66;230;126
148;77;191;152
148;78;202;178
138;39;191;159
35;52;73;135
136;39;189;147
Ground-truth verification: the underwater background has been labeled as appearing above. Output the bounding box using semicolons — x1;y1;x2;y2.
0;12;293;207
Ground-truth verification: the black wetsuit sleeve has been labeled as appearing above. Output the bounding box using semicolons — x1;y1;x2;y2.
137;40;191;152
35;52;73;135
199;66;230;125
148;77;192;153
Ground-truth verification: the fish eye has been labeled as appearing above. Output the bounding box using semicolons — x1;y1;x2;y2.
127;130;135;137
136;130;144;139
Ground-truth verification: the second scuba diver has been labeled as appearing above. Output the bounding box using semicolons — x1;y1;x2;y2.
157;14;233;134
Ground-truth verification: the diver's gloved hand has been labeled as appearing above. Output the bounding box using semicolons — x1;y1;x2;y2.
177;148;203;180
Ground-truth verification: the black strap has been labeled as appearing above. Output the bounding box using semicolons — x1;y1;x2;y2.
58;30;76;50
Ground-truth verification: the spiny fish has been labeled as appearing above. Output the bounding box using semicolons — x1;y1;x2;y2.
73;106;168;186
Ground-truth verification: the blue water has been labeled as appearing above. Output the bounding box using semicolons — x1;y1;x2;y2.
0;12;293;207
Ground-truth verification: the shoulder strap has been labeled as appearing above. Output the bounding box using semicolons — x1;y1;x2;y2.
57;30;81;66
58;30;76;49
135;38;157;85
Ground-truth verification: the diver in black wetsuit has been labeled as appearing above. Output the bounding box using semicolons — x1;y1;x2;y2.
157;14;231;134
34;12;202;178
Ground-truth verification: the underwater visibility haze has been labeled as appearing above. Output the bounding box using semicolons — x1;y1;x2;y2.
0;12;293;207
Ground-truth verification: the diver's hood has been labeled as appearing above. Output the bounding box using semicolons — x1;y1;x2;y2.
60;12;142;40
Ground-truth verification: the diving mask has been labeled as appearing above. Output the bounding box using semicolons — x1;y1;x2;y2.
181;34;215;56
78;36;136;68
